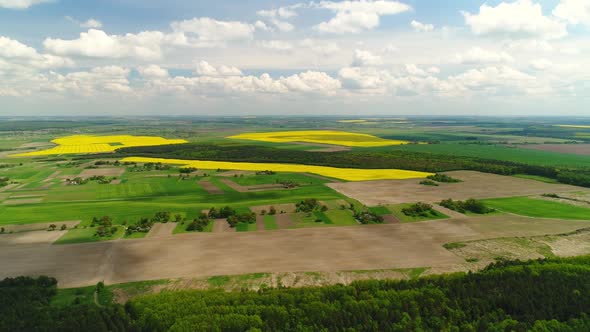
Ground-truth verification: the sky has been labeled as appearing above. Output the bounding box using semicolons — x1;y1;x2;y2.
0;0;589;116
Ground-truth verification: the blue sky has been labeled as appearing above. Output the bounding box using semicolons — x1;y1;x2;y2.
0;0;588;116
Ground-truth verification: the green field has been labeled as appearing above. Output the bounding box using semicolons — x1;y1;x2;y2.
228;172;328;186
55;226;125;244
483;197;590;220
388;204;449;223
262;215;278;230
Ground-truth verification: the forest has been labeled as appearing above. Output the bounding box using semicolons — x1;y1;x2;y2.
2;256;589;331
115;143;590;187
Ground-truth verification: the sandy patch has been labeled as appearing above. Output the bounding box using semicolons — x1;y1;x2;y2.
0;184;19;192
217;170;256;177
110;179;122;185
382;215;400;224
78;168;125;178
256;215;265;231
42;170;61;183
327;170;587;206
9;194;46;199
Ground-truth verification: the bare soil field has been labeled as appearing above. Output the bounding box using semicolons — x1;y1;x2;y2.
382;215;400;224
220;178;285;192
110;179;122;184
275;214;295;229
1;214;587;288
0;230;67;245
42;170;61;183
518;143;590;156
198;180;224;195
212;219;234;233
78;168;125;178
250;203;296;215
146;223;176;238
256;215;265;231
217;170;255;177
327;171;587;206
0;216;589;287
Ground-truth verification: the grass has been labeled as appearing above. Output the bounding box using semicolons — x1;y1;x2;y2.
368;206;391;216
483;197;590;220
236;222;257;232
51;286;96;307
388;203;449;223
54;226;124;244
513;174;559;184
263;215;278;230
324;208;358;226
123;231;148;239
228;172;327;186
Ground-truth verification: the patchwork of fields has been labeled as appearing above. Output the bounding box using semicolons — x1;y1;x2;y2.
2;122;590;290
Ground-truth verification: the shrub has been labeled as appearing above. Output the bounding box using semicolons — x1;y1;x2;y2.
402;202;434;217
427;173;462;183
419;180;439;186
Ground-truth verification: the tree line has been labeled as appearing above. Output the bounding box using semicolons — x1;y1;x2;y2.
115;143;590;188
2;256;588;331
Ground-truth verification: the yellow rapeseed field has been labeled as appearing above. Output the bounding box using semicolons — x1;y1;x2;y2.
227;130;409;147
120;157;432;181
12;135;188;157
555;125;590;129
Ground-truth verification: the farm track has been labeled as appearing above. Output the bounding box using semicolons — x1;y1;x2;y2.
0;215;588;288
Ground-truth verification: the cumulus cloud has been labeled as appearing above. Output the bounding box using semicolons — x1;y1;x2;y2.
39;66;132;96
553;0;590;26
449;65;536;95
410;20;434;32
351;49;382;67
257;7;297;32
0;0;51;9
530;58;553;70
171;18;255;43
463;0;567;40
315;0;412;34
455;47;514;64
0;36;73;69
138;65;169;78
195;61;243;77
44;29;164;60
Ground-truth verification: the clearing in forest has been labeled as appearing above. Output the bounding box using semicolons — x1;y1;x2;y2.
227;130;409;147
120;157;433;181
11;135;187;157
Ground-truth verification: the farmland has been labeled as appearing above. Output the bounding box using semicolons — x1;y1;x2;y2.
1;116;590;299
227;130;410;147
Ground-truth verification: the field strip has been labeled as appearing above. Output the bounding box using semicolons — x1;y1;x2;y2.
1;215;588;287
120;157;432;181
227;130;409;147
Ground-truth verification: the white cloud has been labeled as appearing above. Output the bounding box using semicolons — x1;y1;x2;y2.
0;0;51;9
553;0;590;26
81;19;103;29
449;66;536;94
351;49;382;66
44;29;164;60
315;0;412;34
138;65;169;78
171;18;255;42
530;58;552;70
455;47;514;64
258;40;294;52
195;61;243;77
41;66;132;95
410;20;434;32
257;7;296;32
463;0;567;40
0;36;73;69
300;39;340;55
